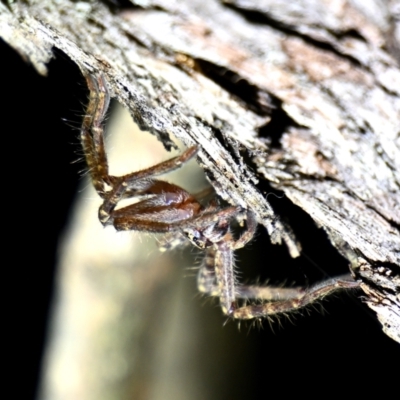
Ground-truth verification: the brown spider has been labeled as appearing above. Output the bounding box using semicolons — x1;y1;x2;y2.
80;73;359;320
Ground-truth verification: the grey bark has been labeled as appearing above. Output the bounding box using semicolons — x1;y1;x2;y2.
1;0;399;398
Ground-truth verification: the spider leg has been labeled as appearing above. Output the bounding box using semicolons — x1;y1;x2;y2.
182;206;243;233
235;273;357;300
216;238;359;318
154;189;216;251
108;147;199;210
197;210;360;318
83;73;199;198
119;145;199;188
198;252;358;304
214;240;238;314
231;276;360;319
99;178;201;227
197;210;258;312
82;74;111;195
105;200;242;234
197;248;307;301
97;160;234;233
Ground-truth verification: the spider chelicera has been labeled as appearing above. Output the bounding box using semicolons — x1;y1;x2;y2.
80;73;359;320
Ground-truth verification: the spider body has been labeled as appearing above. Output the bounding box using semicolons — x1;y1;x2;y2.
81;73;359;320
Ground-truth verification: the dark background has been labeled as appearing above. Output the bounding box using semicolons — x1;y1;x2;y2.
2;39;85;399
2;38;398;400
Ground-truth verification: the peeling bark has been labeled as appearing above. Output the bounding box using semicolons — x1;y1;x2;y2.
1;0;399;397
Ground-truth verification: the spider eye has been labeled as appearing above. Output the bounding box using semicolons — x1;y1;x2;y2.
185;231;207;249
193;237;206;249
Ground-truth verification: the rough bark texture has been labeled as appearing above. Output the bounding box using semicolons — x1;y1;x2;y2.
1;0;399;398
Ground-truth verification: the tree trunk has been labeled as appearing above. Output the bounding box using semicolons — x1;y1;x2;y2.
1;0;399;399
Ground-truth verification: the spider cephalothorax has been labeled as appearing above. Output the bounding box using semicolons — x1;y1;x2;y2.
81;73;359;320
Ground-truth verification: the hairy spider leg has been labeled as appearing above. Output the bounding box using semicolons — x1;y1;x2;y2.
81;74;111;195
100;176;243;236
197;211;360;318
100;181;203;233
195;211;258;314
198;247;310;301
82;74;200;197
97;146;200;227
232;276;359;319
199;248;359;317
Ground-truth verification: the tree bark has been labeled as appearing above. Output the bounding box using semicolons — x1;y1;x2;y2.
1;0;399;398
